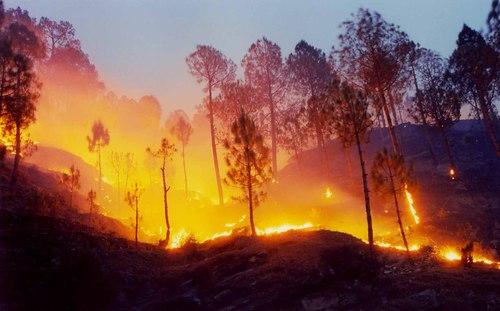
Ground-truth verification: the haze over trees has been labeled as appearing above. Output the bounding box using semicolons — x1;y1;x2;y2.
60;164;81;208
87;120;110;191
169;110;193;196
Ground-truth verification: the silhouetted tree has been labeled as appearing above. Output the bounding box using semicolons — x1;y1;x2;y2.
337;9;411;155
186;45;236;205
242;37;287;176
38;17;79;57
60;164;81;208
286;40;333;150
410;51;461;173
86;189;97;223
3;53;39;185
448;25;499;157
278;105;309;165
371;148;411;252
87;120;110;190
147;138;176;248
223;111;272;236
169;111;193;196
487;0;499;49
125;182;142;247
329;82;375;251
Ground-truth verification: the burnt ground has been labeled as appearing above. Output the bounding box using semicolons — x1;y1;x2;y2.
0;207;499;311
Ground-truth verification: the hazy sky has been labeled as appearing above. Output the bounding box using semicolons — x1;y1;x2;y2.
5;0;492;116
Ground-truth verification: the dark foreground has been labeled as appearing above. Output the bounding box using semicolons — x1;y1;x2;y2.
0;209;499;311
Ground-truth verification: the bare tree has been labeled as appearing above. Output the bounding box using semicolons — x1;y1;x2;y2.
223;111;272;236
186;45;236;205
125;182;143;247
60;164;81;208
87;120;110;191
147;138;176;248
371;148;412;252
328;82;375;252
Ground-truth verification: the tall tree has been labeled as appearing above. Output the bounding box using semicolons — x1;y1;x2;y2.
60;164;81;208
3;53;39;185
223;111;272;236
328;82;375;252
371;148;412;252
87;120;110;191
487;0;499;49
186;45;236;205
38;17;79;57
169;111;193;196
286;40;333;150
337;9;411;155
242;37;286;176
147;138;176;248
448;25;499;157
125;182;142;247
86;189;97;224
409;51;461;173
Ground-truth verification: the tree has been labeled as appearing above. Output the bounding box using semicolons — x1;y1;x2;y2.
125;182;143;247
409;51;461;173
286;40;333;150
147;138;176;248
277;105;309;165
448;25;499;157
60;164;81;208
487;0;499;49
371;148;411;252
328;82;375;252
186;45;236;205
337;9;411;155
3;53;39;185
87;120;110;191
38;17;80;57
169;111;193;196
242;37;287;176
86;189;97;224
223;111;272;236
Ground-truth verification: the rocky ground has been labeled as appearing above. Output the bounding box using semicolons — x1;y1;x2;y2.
0;207;499;311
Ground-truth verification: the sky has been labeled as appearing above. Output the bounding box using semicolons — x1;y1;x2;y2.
5;0;493;117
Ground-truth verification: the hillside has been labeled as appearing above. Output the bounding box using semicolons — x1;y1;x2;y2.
1;207;499;310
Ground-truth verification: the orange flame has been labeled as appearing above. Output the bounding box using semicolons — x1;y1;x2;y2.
404;183;420;225
324;187;333;199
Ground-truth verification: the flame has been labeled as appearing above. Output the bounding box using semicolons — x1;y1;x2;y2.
324;187;333;199
371;241;421;252
441;248;461;261
404;184;420;225
449;168;456;180
169;228;189;249
256;222;314;235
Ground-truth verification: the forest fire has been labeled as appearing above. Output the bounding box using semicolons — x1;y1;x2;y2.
449;168;456;180
404;184;420;225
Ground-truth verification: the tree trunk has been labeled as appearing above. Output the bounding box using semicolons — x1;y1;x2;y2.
182;143;188;196
10;123;21;186
355;133;374;252
247;158;256;237
380;90;401;155
208;89;224;204
269;91;278;178
161;162;171;247
344;146;353;179
135;196;139;247
478;97;500;157
388;166;409;252
97;143;102;191
388;91;399;126
411;64;437;163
